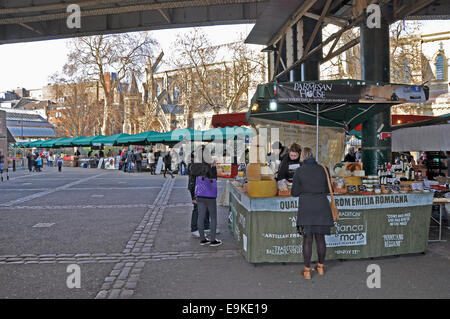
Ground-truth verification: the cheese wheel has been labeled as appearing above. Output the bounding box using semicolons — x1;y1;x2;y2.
247;180;278;198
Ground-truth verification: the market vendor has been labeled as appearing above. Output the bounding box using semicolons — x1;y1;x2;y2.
276;143;302;182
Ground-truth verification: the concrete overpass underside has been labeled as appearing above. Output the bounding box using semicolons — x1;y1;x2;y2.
0;0;268;45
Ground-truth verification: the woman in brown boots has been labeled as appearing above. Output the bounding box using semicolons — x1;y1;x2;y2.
291;147;334;279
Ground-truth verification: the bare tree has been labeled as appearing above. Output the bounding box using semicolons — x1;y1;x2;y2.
170;28;265;126
62;32;159;135
47;75;103;137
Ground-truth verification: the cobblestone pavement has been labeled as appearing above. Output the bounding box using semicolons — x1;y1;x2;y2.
0;167;449;299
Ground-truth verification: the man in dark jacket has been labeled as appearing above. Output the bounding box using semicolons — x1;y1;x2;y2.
26;151;33;172
344;147;356;162
291;147;333;280
126;150;135;173
163;151;174;178
135;150;143;173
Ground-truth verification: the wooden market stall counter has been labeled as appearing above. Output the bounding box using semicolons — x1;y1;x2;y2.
229;182;434;263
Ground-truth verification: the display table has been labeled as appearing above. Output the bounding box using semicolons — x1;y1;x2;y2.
229;183;434;263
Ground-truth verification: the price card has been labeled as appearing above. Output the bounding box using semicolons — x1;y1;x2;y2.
347;185;357;193
358;185;366;192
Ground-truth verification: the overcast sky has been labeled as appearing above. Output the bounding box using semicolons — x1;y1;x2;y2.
0;21;448;93
0;24;256;92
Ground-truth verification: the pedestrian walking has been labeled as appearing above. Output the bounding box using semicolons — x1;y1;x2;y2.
291;147;333;280
47;151;53;167
163;150;174;178
188;147;222;247
57;156;63;172
148;150;156;175
179;147;187;175
35;156;43;172
120;148;128;172
0;150;4;174
26;150;33;172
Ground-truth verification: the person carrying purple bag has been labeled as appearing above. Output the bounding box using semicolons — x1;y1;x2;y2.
188;147;222;247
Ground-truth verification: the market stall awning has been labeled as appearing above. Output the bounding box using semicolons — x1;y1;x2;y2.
348;114;440;139
116;131;163;145
148;128;203;144
202;126;255;141
70;136;87;147
248;80;429;131
211;112;248;128
40;138;57;148
92;133;130;146
71;135;105;147
26;139;44;148
53;137;75;147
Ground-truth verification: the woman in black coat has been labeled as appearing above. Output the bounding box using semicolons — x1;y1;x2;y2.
291;147;333;280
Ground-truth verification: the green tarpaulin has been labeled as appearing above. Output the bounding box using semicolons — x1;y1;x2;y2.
53;137;75;147
26;140;44;148
92;133;130;146
202;126;255;141
70;135;105;147
116;131;162;145
69;136;88;146
149;128;203;144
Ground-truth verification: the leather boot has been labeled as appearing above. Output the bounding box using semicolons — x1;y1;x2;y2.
301;267;311;280
314;263;324;275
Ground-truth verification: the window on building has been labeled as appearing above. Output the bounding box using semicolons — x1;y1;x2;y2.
156;85;161;97
435;54;445;80
173;84;179;103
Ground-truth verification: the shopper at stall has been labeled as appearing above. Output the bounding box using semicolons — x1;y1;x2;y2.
187;150;211;238
135;150;143;173
291;147;333;280
120;148;128;172
188;146;221;247
276;143;302;182
126;150;136;173
344;147;356;162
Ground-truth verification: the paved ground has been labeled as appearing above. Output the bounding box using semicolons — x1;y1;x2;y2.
0;167;449;299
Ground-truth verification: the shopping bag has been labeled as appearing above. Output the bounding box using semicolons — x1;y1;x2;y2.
195;176;217;198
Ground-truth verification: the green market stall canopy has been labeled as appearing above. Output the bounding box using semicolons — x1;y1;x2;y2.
15;127;255;148
248;80;429;131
